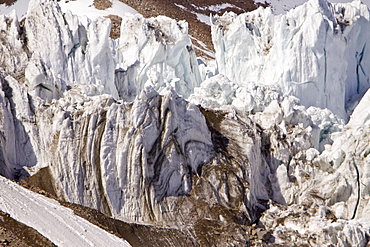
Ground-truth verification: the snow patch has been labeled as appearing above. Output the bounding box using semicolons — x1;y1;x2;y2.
256;0;370;14
192;3;244;13
0;176;131;246
0;0;137;19
58;0;138;20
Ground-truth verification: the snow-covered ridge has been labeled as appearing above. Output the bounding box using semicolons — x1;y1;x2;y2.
0;0;138;20
212;0;370;121
0;176;131;246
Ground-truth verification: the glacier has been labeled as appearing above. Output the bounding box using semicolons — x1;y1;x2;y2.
115;14;201;100
34;85;214;223
1;0;370;245
211;0;370;121
1;0;201;103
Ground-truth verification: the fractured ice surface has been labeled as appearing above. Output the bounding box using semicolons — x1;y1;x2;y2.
211;0;370;121
257;89;370;245
0;11;28;76
115;14;201;100
1;0;370;245
1;0;201;103
21;82;213;223
25;0;117;101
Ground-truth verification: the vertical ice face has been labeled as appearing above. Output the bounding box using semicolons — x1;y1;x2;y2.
19;0;201;103
0;11;28;76
0;0;206;226
30;86;213;223
0;73;37;180
114;14;202;101
212;0;370;121
24;0;117;101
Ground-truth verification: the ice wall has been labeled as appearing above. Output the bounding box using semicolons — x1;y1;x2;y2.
0;11;28;76
28;86;213;224
2;0;201;103
25;0;118;101
212;0;370;121
115;15;202;100
0;73;37;180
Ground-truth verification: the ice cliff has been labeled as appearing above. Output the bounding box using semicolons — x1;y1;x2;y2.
115;15;201;100
212;0;370;121
34;86;213;223
2;0;370;245
1;0;200;103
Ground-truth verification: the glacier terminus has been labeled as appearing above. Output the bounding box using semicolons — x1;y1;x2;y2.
1;0;370;246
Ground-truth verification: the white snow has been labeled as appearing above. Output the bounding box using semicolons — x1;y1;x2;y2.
189;36;215;58
194;12;211;25
174;3;187;11
256;0;370;14
58;0;138;20
0;176;131;246
255;0;311;14
192;3;243;13
173;4;212;26
0;0;137;19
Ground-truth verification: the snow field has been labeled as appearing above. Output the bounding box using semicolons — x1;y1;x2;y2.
0;176;131;246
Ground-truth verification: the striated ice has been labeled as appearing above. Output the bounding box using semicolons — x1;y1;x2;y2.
1;0;370;245
25;85;214;224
